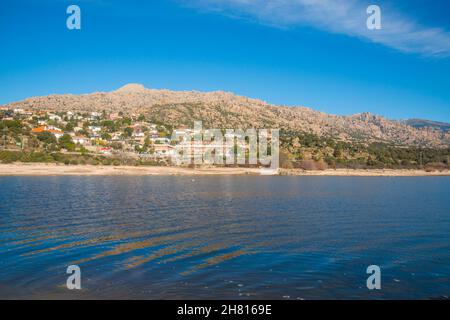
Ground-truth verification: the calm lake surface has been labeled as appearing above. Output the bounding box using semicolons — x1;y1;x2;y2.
0;176;449;299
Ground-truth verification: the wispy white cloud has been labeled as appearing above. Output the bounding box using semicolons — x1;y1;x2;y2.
183;0;450;57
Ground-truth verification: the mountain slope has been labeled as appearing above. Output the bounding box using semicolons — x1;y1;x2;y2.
403;119;450;132
4;84;450;148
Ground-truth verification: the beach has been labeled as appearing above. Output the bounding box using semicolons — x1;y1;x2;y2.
1;163;450;176
280;168;450;176
0;163;262;176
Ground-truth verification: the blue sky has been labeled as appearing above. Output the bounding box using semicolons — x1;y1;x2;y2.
1;0;450;121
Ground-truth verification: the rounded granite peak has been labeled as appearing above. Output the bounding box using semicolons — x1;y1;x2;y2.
115;83;147;93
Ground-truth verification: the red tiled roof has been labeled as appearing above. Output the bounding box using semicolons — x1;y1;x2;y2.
31;126;64;135
31;126;47;133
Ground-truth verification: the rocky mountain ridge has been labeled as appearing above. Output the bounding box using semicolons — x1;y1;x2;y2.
4;84;450;148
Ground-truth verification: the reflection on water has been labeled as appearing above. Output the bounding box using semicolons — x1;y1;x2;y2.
0;176;449;299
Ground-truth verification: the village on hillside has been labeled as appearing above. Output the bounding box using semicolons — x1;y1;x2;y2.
0;106;263;167
0;107;180;158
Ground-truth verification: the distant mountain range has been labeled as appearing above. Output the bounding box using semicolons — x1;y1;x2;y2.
402;119;450;132
4;83;450;148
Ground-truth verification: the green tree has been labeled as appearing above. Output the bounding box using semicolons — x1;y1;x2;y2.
333;146;343;158
101;132;112;140
65;122;75;132
37;132;57;145
59;134;75;151
124;127;133;138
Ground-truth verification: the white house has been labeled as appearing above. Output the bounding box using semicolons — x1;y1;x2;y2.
48;114;62;121
72;136;88;145
154;144;175;156
153;137;171;145
132;131;145;138
88;126;102;133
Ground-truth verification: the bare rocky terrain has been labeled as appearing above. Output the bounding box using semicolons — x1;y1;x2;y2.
5;83;450;148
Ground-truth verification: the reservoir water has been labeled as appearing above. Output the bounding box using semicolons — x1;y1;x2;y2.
0;176;449;299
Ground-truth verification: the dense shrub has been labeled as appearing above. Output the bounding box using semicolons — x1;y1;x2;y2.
112;160;121;166
0;151;20;163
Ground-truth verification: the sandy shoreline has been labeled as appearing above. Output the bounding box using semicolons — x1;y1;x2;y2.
1;163;450;176
280;168;450;177
0;163;262;176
